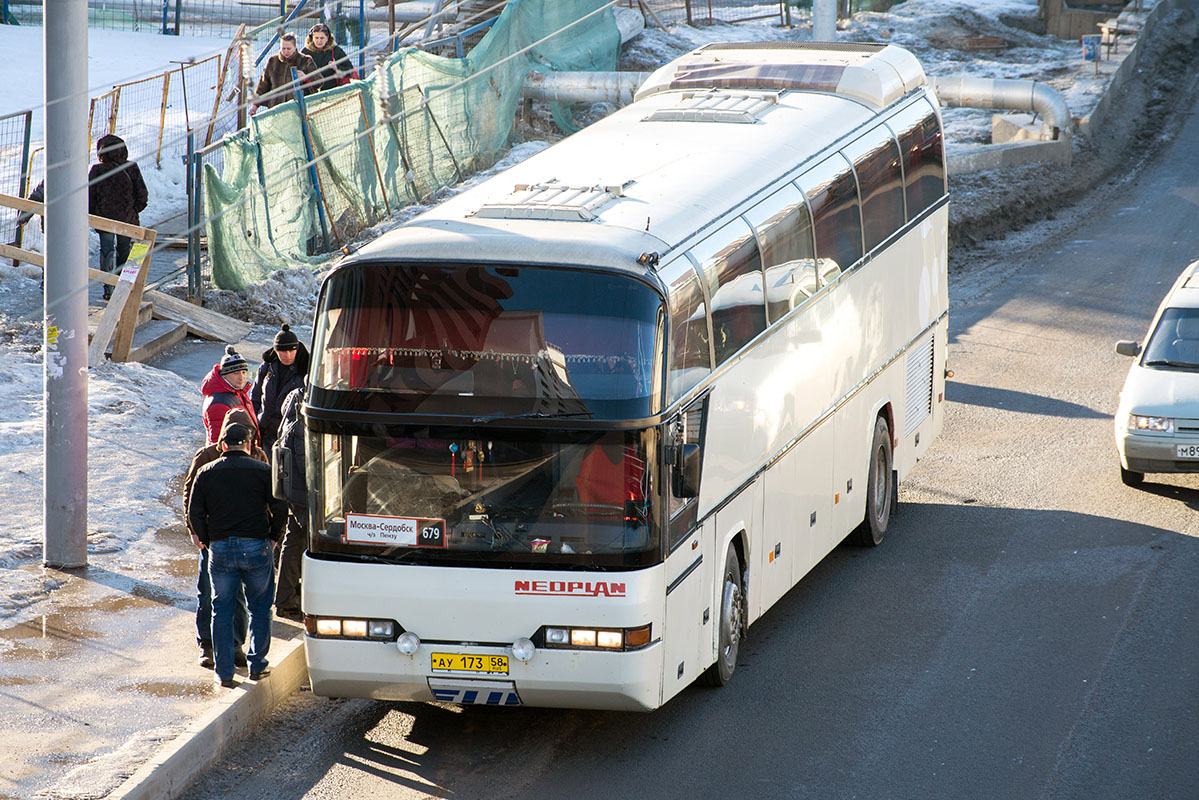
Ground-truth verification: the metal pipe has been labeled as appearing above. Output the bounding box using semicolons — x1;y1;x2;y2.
43;0;89;568
932;76;1071;140
364;0;457;23
521;71;651;106
812;0;836;42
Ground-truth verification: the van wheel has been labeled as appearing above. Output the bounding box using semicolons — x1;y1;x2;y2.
850;416;893;547
1120;466;1144;487
702;542;743;687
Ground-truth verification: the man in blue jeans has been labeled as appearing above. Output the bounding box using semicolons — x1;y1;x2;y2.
187;422;287;688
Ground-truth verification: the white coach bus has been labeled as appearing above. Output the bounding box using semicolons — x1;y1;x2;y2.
300;41;948;710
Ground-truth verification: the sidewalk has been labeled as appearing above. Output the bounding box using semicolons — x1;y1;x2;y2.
0;334;310;800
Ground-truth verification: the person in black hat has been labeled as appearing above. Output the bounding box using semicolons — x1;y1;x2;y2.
188;420;287;688
202;345;258;445
252;325;309;451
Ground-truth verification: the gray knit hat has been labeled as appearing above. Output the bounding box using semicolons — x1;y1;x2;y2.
218;345;248;376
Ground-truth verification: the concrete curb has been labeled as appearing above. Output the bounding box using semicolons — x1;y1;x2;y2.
105;633;308;800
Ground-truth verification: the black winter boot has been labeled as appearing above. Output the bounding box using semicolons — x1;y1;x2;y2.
198;642;214;669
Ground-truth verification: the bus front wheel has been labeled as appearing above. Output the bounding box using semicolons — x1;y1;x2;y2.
850;416;893;547
703;542;744;687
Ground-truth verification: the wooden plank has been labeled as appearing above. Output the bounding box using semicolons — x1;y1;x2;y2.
127;320;189;363
88;266;138;367
111;230;156;362
0;238;250;344
0;192;151;240
0;241;42;267
148;291;251;342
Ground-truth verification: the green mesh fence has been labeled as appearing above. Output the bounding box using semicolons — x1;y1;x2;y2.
202;0;620;290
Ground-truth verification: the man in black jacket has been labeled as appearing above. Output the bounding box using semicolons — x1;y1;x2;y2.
252;324;309;450
188;422;287;688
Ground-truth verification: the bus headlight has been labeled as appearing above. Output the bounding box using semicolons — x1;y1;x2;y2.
539;624;652;651
306;616;399;641
511;637;536;662
397;631;421;655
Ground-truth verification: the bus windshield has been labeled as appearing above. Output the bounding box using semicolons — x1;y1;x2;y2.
312;262;664;420
310;426;661;568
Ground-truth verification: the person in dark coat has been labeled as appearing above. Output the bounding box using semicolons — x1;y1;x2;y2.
301;22;353;93
253;32;317;111
201;346;258;445
252;325;309;451
188;421;287;688
182;410;267;668
273;386;308;618
14;179;44;230
88;135;148;300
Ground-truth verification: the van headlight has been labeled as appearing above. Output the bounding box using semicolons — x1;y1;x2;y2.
1129;414;1173;433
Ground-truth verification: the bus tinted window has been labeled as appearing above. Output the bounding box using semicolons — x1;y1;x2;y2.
668;267;711;400
742;183;819;324
844;126;904;251
800;154;863;274
690;218;767;365
312;263;662;420
889;100;946;218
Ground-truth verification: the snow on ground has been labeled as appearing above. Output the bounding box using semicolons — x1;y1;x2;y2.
0;0;1123;623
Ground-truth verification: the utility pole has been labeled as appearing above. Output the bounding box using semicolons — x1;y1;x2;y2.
43;0;89;569
813;0;837;41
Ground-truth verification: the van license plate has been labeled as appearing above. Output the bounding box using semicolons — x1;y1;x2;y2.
1177;444;1199;459
431;652;509;675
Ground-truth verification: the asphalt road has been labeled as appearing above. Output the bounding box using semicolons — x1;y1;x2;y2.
179;80;1199;800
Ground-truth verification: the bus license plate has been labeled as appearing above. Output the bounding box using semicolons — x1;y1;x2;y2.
1178;444;1199;459
430;652;509;675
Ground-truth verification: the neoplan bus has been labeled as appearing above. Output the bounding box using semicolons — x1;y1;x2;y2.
300;41;949;710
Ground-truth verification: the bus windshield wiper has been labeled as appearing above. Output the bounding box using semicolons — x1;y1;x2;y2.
1143;359;1199;368
472;410;593;423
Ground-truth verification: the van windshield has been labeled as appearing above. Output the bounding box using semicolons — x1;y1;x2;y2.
1143;307;1199;369
312;262;664;420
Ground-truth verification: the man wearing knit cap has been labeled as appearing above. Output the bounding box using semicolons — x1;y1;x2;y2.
252;324;309;450
201;345;258;445
188;421;287;688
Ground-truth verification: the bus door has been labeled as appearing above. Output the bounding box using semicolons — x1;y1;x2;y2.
662;398;712;696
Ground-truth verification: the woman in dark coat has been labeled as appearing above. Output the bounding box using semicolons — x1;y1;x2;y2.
253;32;317;110
88;134;148;300
252;325;310;450
301;22;353;93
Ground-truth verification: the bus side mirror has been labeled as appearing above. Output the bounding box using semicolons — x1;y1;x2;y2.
672;443;701;499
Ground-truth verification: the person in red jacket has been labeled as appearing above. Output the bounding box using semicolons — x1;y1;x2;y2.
201;346;258;445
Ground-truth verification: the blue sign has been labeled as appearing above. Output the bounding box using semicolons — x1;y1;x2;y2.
1081;34;1101;61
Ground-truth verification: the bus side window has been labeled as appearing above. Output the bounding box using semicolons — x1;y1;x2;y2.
690;218;767;366
844;126;905;252
667;268;711;401
799;154;863;276
743;183;818;324
889;100;946;219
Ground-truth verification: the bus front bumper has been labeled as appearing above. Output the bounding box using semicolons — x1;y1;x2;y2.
305;636;664;711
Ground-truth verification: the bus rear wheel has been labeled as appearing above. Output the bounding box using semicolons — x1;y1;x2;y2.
703;542;743;687
850;416;892;547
